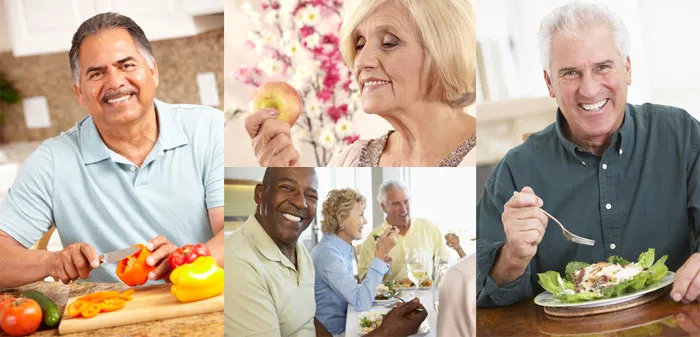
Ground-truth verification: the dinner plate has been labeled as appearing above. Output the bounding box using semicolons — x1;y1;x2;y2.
534;271;674;308
397;287;432;291
356;311;430;336
373;297;400;305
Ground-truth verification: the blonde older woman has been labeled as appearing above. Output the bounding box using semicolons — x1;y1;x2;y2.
310;189;398;336
246;0;476;167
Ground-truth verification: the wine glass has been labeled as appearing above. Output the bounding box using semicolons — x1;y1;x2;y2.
405;247;429;298
432;261;448;313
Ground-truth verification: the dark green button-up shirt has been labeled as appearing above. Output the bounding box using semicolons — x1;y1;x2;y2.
476;103;700;307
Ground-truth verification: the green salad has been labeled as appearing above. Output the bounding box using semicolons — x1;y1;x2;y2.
537;248;669;303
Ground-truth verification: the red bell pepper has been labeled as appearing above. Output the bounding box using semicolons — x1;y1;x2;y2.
168;243;211;269
116;244;155;287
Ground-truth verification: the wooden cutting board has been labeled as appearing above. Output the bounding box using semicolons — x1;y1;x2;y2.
57;283;224;335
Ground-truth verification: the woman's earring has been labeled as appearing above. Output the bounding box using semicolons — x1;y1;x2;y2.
340;226;345;231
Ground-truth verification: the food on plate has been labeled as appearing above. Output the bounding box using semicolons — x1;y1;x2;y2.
0;298;42;336
249;81;303;127
67;289;135;319
537;248;669;303
395;278;433;288
169;243;211;269
359;311;386;333
170;256;224;303
375;282;399;300
117;244;156;286
19;290;61;328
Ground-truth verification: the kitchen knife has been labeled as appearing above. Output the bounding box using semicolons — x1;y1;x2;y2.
100;246;140;265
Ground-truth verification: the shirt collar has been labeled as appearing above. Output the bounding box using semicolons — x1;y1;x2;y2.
554;105;631;161
79;116;110;165
322;233;353;256
244;214;301;271
79;99;189;165
154;99;189;151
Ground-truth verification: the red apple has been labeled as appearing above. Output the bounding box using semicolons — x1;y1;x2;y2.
249;81;303;127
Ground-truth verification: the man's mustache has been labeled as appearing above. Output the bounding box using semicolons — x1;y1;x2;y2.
102;88;137;102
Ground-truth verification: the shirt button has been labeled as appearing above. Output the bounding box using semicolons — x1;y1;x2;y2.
605;203;612;210
581;161;586;166
619;149;623;155
610;243;616;250
602;164;608;170
130;166;136;172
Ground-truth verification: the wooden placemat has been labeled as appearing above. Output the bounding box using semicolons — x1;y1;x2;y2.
544;288;668;317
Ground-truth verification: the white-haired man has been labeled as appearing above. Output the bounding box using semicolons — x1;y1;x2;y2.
477;2;700;307
358;180;466;282
0;12;223;287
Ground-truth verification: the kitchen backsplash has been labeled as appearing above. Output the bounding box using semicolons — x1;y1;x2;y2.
0;27;223;143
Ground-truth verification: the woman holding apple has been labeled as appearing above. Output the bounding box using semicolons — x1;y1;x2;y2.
245;0;476;167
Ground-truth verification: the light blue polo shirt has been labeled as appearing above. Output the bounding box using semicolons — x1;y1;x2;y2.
0;99;223;283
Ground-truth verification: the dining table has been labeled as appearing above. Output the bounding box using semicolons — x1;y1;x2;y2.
345;288;438;337
476;289;700;336
0;280;223;337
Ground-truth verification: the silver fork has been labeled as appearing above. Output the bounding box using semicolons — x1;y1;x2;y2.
540;209;595;246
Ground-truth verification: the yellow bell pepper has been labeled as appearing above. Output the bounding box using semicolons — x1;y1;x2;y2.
170;256;224;303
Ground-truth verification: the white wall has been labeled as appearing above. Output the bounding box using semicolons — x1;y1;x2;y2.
224;167;265;180
0;0;13;52
478;0;699;116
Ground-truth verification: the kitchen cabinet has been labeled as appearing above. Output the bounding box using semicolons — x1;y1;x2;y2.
4;0;97;56
3;0;223;57
182;0;224;16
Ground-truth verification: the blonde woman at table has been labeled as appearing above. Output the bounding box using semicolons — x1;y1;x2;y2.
311;189;399;336
245;0;476;167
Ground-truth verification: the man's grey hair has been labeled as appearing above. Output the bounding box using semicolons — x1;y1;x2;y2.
537;2;630;75
377;180;410;206
69;12;155;85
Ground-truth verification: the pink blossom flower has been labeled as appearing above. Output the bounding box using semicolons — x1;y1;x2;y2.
343;135;360;145
317;89;333;102
342;80;352;92
327;104;349;122
323;72;341;88
322;33;339;45
234;65;263;86
300;26;315;38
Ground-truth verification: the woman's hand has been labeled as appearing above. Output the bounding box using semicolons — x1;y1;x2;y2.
375;226;398;260
244;108;300;167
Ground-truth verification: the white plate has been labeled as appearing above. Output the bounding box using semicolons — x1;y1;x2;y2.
373;297;400;305
356;312;430;336
397;287;432;291
534;271;674;308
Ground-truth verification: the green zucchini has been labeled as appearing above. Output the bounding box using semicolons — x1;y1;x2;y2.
20;289;61;328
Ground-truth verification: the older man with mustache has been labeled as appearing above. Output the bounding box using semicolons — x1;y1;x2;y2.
225;167;428;337
0;12;224;287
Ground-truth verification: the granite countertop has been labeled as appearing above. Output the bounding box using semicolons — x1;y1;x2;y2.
0;281;223;337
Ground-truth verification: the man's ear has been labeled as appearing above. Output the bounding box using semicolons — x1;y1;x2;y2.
150;61;159;88
624;56;632;86
254;184;264;205
73;82;85;106
380;202;387;214
543;70;555;98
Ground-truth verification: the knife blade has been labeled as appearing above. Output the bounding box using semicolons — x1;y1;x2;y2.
100;246;140;265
